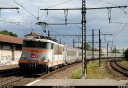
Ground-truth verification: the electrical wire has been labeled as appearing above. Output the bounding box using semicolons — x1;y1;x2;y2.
47;0;73;9
97;0;119;6
47;26;75;44
1;0;78;43
97;0;128;42
0;17;31;30
0;1;14;7
13;0;41;21
111;13;127;41
0;2;36;29
113;24;128;39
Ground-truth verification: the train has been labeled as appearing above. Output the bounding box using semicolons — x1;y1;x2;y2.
18;36;122;74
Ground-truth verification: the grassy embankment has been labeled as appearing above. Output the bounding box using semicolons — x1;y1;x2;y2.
120;58;128;67
71;59;111;79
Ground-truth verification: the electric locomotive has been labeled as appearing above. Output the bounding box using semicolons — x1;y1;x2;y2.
19;36;65;73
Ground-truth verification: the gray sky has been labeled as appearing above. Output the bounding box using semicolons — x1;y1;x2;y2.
0;0;128;52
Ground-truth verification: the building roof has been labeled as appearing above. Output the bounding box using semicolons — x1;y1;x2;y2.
0;34;23;44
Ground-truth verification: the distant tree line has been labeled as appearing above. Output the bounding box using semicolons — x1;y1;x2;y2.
80;42;91;50
0;30;18;37
111;48;120;53
123;48;128;61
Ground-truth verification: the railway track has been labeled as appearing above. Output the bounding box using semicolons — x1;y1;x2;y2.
0;62;82;86
0;67;27;86
0;67;21;77
110;60;128;77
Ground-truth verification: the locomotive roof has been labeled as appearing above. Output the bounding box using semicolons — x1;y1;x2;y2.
23;37;82;51
23;37;64;46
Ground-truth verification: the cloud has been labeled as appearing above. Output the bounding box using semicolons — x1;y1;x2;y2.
0;0;128;50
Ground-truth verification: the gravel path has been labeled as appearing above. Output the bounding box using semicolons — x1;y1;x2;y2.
0;64;19;70
44;62;82;79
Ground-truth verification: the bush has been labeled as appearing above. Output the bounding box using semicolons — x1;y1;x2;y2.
123;48;128;61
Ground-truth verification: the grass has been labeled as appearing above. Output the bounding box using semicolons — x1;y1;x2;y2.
70;59;112;79
86;60;110;79
70;69;81;79
116;77;121;81
120;59;128;67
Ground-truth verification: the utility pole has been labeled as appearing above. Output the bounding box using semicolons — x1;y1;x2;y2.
123;47;124;53
92;29;94;60
107;42;109;60
99;29;101;67
81;0;86;78
115;46;116;59
73;39;75;47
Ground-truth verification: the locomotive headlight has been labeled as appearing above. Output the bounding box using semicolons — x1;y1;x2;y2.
22;55;25;58
42;56;49;61
43;56;47;60
22;55;26;59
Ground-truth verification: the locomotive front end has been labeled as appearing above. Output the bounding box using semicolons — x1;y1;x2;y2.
19;38;53;74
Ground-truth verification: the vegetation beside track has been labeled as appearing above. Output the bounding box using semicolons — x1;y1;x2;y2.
71;59;111;79
70;69;81;79
86;60;111;79
120;59;128;67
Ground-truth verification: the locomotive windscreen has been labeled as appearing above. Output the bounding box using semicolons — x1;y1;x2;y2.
22;40;54;49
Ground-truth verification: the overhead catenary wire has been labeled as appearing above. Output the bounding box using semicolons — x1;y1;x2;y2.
0;0;127;48
97;0;127;13
0;0;77;43
47;0;73;9
13;0;41;21
47;26;74;44
0;1;15;7
111;13;127;41
96;0;128;43
113;24;128;40
0;17;32;30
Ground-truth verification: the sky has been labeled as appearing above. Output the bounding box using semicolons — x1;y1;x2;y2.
0;0;128;52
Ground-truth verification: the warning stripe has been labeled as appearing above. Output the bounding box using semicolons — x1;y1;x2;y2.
22;47;52;53
19;59;64;65
47;59;64;65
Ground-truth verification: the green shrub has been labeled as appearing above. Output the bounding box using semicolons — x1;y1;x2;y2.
123;48;128;61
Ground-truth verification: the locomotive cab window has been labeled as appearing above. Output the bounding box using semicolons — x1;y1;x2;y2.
23;40;35;47
23;40;53;49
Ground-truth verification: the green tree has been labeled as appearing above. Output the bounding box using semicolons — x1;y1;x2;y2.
123;48;128;61
81;42;91;50
111;48;119;53
0;30;18;37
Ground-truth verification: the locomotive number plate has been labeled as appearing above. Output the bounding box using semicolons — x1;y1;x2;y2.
27;60;39;64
